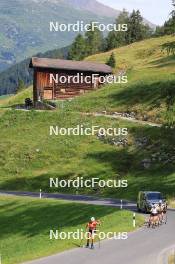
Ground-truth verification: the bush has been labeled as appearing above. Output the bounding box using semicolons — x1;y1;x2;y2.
106;52;116;68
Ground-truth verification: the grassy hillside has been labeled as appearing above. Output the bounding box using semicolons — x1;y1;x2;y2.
0;35;175;201
0;87;32;107
85;35;175;71
62;35;175;124
0;195;144;264
0;109;174;200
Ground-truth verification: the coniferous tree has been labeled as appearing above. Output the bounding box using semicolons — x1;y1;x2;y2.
105;31;119;50
161;1;175;35
164;18;175;34
127;10;144;43
172;0;175;17
106;52;116;68
141;24;153;39
171;0;175;31
68;34;87;60
85;23;103;56
105;9;152;50
105;10;129;50
154;26;165;37
68;24;103;60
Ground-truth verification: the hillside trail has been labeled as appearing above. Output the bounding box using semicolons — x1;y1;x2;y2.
82;112;162;127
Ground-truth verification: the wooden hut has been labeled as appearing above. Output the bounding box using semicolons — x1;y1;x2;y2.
29;57;112;101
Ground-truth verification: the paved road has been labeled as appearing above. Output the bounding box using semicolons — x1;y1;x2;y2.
1;191;174;264
0;190;136;210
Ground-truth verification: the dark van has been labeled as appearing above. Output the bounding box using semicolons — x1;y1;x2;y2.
137;191;166;213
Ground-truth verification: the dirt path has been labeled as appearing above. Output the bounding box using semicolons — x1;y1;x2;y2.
82;112;162;127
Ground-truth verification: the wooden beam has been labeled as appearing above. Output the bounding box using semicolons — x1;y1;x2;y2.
33;68;38;102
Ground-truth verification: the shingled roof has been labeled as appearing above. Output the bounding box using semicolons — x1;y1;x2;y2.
30;57;112;74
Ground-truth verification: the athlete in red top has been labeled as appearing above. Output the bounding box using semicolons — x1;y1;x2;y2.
86;217;101;249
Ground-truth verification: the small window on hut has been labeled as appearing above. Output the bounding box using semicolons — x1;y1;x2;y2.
44;89;53;100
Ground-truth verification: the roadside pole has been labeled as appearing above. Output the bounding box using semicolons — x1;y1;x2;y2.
120;199;123;209
40;189;42;199
133;213;136;227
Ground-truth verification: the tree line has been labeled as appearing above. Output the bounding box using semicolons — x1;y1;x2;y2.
68;3;175;67
68;9;153;63
155;0;175;36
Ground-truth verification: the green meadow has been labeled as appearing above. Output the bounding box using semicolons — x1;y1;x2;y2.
0;195;144;264
0;109;174;200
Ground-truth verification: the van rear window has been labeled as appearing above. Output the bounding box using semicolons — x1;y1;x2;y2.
146;193;162;200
